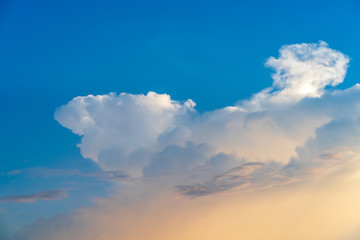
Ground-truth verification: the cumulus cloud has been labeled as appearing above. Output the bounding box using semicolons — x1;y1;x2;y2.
53;41;356;191
0;190;67;204
25;41;360;239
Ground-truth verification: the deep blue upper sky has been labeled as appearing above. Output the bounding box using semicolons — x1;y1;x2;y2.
1;0;360;236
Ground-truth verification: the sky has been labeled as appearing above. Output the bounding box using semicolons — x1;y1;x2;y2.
1;0;360;239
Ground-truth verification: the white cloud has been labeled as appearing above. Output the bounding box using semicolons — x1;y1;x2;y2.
243;41;349;110
53;41;357;189
18;40;360;240
268;41;348;97
55;91;195;175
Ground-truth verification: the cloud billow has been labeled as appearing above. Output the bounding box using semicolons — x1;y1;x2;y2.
267;41;349;100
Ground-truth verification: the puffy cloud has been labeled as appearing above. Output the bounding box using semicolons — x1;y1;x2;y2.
257;41;348;105
242;41;349;111
30;41;360;239
53;41;356;185
268;41;348;97
55;91;195;176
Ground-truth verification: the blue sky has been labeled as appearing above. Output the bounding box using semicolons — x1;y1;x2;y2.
1;0;360;239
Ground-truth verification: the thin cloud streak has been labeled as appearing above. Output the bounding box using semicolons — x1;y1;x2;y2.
0;190;67;204
2;167;132;182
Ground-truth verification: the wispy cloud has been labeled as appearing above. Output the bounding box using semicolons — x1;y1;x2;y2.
176;163;262;197
1;168;82;178
2;167;132;182
86;170;131;181
0;190;67;204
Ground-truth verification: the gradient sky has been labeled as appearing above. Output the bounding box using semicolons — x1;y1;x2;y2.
1;0;360;239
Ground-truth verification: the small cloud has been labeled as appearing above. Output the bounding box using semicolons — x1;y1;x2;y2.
2;167;132;183
0;190;67;204
243;41;349;110
1;167;82;178
86;170;131;181
6;170;21;176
